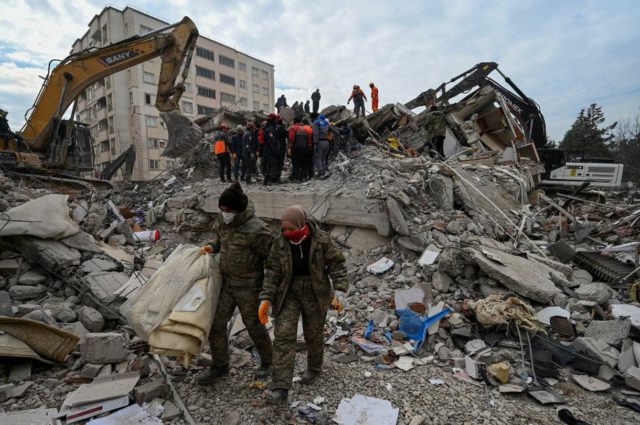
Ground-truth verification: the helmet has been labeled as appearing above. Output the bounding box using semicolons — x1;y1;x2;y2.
267;113;277;121
219;124;229;131
275;114;283;122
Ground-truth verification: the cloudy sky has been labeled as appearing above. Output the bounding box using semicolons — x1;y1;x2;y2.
1;0;639;141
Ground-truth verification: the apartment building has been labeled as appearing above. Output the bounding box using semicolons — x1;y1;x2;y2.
70;6;275;180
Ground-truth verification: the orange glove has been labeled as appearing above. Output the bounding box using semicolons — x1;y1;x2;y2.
331;291;346;313
258;300;272;325
201;245;213;254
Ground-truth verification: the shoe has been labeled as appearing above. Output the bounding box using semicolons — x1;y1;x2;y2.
196;365;229;385
266;388;288;404
254;363;272;380
301;369;320;385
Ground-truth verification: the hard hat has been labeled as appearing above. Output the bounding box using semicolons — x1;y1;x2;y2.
267;113;277;120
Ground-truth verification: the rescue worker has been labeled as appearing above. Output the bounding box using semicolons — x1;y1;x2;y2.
304;100;310;114
275;95;288;113
347;85;367;118
213;124;232;182
369;82;379;112
258;205;349;403
230;125;244;182
258;114;280;185
275;115;288;183
199;183;274;384
288;116;313;181
311;89;321;114
302;118;315;180
242;122;259;184
312;114;331;178
424;102;447;158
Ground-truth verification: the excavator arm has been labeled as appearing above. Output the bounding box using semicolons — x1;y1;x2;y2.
405;62;548;147
21;16;199;152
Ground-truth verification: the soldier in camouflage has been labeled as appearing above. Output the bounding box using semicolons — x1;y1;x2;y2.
258;205;349;403
198;182;274;384
424;100;447;158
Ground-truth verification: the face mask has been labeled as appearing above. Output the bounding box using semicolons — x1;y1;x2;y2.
222;212;236;224
284;224;309;245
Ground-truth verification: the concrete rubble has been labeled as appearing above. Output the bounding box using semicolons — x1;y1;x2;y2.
0;86;639;424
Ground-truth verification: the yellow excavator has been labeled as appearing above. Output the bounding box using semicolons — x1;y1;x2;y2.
0;16;201;187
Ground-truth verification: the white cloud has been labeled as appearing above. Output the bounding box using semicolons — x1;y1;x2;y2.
1;0;639;140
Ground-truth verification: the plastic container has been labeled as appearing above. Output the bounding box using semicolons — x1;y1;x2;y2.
133;229;160;242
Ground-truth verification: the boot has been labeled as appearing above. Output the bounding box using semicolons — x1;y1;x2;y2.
266;388;288;404
301;369;320;385
254;363;272;380
196;365;229;385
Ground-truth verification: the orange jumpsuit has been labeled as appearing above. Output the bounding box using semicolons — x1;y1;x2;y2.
371;86;379;112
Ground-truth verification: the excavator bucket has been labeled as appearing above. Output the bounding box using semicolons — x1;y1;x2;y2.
161;111;204;158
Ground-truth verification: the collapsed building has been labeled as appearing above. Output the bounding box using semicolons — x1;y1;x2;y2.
0;72;639;424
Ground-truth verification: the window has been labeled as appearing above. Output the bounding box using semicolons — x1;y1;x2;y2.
197;104;215;115
220;74;235;86
100;141;109;153
183;82;193;93
147;138;160;149
252;84;259;94
144;93;155;105
181;101;193;114
87;87;95;101
149;160;159;169
108;117;114;134
129;91;133;105
98;119;107;132
143;71;155;84
252;67;259;78
196;47;214;61
239;97;248;107
262;86;268;96
105;77;111;90
102;24;108;44
253;101;259;110
261;70;268;80
107;94;113;111
140;25;154;35
239;62;247;72
165;160;176;169
219;55;235;68
145;116;158;127
197;86;216;98
196;66;215;80
220;93;236;104
239;80;247;89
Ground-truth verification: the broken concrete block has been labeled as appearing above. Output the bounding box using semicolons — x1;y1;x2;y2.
83;271;130;304
572;337;619;368
0;384;15;402
427;174;454;211
548;240;576;263
18;271;47;286
0;291;12;316
575;282;615;305
61;321;90;339
162;401;181;421
572;374;611;392
133;380;170;404
0;258;20;273
54;304;78;323
445;220;463;235
584;319;631;346
81;332;129;364
8;284;47;301
80;363;103;379
618;340;637;373
386;197;409;236
465;246;563;304
432;271;453;293
77;306;105;332
10;236;81;272
78;258;120;275
624;366;640;391
24;309;57;326
8;361;31;383
60;231;102;253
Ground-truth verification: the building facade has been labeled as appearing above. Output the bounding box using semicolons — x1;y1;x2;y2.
70;6;275;180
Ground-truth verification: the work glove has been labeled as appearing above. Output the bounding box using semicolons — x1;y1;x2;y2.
331;291;346;313
258;300;272;325
201;245;213;255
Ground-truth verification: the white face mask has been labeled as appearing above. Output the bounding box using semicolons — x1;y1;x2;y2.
222;212;236;224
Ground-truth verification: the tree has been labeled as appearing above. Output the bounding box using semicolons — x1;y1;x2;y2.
611;111;640;184
560;103;617;160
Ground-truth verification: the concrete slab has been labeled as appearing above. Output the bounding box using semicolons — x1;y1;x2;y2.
83;271;130;304
585;319;631;345
10;236;81;272
201;190;392;236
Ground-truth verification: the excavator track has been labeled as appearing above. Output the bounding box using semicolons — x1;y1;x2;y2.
2;168;114;193
573;251;637;287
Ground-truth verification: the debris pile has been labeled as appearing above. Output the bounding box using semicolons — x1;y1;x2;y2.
0;82;639;424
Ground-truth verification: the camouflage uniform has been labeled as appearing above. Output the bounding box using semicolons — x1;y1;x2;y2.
208;200;274;368
424;111;447;140
259;222;349;390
